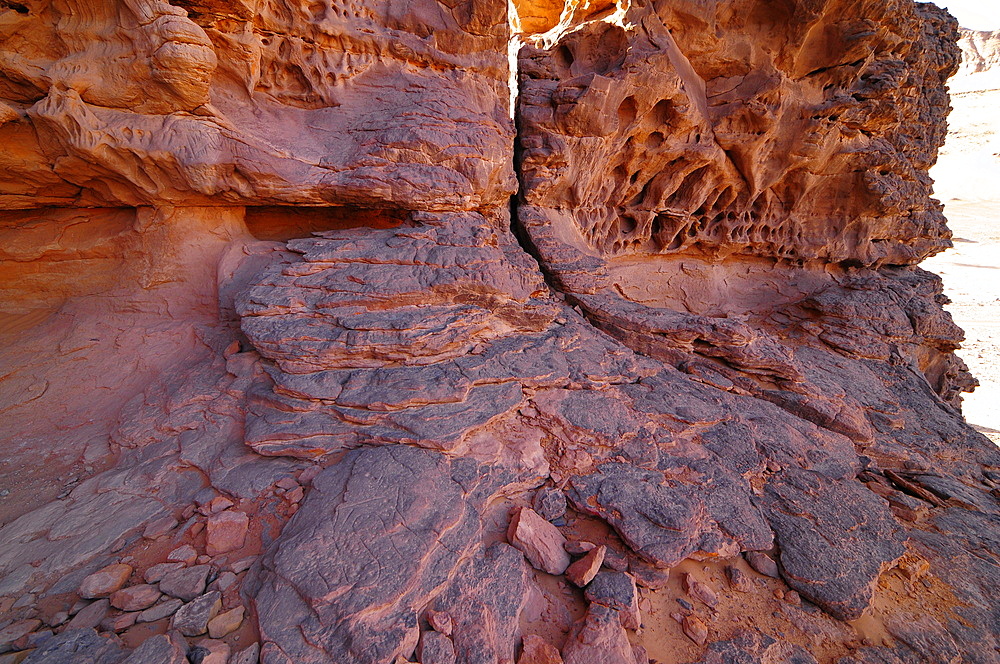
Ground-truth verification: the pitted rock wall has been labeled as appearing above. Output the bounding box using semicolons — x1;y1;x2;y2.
0;2;998;664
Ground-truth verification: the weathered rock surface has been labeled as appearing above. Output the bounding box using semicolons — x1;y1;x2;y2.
1;1;999;663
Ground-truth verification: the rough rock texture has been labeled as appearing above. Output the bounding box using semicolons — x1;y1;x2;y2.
1;1;999;664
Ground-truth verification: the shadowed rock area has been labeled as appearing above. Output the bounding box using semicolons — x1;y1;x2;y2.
0;0;998;663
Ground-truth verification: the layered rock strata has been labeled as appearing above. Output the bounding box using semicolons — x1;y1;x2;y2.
0;1;998;664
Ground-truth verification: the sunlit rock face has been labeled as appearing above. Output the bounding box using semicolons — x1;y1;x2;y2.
1;2;999;664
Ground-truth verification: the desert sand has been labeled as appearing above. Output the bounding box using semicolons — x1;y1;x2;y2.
926;75;1000;440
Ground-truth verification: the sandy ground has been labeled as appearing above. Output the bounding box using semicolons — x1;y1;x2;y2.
924;82;1000;440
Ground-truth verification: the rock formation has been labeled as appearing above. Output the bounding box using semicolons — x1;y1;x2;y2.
0;1;998;663
957;27;1000;77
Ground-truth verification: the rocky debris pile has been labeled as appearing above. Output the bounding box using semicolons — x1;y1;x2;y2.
0;0;998;663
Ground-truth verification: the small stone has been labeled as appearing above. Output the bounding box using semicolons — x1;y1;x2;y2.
585;571;641;630
47;612;68;627
682;615;708;645
64;599;109;630
517;634;563;664
167;546;197;565
79;563;133;599
785;590;802;606
275;478;298;491
207;497;235;515
12;594;33;609
182;505;197;520
172;591;222;636
746;552;780;578
138;598;184;623
0;619;40;649
229;557;256;574
159;565;210;601
143;516;179;540
26;630;53;648
145;563;185;584
110;584;161;612
683;574;718;608
563;540;597;555
532;488;567;521
602;548;629;571
773;589;785;600
566;545;606;587
725;565;753;593
102;611;138;632
298;466;321;485
213;572;238;592
507;507;570;575
196;555;211;565
206;511;250;556
231;643;260;664
120;632;187;664
286;487;304;504
208;606;245;639
426;610;453;637
194;639;231;664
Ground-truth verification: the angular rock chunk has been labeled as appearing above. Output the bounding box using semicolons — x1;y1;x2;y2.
159;565;210;601
64;600;109;631
121;633;188;664
138;598;184;624
208;606;245;639
566;545;606;588
206;510;249;556
172;591;222;637
507;507;570;575
761;469;906;620
79;563;132;599
561;604;643;664
518;635;564;664
110;584;161;612
584;571;641;630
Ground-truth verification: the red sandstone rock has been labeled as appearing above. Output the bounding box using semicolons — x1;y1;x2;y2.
110;584;162;612
508;507;571;575
566;545;606;588
206;510;249;556
79;563;133;599
1;2;999;663
518;635;564;664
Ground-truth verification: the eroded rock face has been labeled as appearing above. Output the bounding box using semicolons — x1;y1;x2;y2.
1;1;999;664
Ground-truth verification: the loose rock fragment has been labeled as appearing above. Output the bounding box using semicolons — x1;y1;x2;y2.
507;507;570;575
79;564;133;599
745;552;780;579
682;615;709;645
138;598;184;624
566;545;606;588
172;591;222;637
584;571;641;630
206;511;249;556
208;606;245;639
518;635;563;664
726;565;753;593
159;565;210;601
110;584;161;612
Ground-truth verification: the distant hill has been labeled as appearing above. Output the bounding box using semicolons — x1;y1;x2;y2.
952;28;1000;92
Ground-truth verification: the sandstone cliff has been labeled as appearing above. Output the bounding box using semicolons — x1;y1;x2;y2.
0;1;998;663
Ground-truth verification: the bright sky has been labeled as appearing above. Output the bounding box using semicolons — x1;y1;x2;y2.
930;0;1000;31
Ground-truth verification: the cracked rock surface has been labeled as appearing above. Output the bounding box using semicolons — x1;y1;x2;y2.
0;0;998;663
